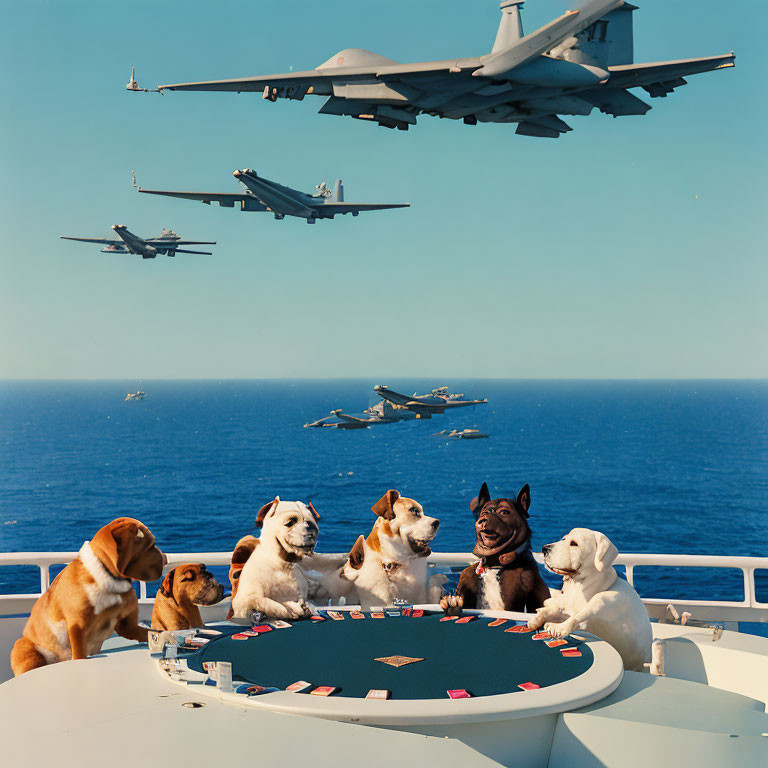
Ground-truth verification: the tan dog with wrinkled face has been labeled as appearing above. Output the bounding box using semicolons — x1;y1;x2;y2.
10;518;166;676
151;563;224;631
342;489;444;609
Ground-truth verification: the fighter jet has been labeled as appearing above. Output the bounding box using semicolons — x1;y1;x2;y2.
136;169;409;223
304;401;418;429
141;0;735;139
60;226;215;259
373;385;488;417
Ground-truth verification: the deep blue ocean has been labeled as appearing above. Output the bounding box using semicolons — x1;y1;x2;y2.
1;380;766;634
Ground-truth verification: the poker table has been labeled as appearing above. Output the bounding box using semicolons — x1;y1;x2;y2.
165;607;624;726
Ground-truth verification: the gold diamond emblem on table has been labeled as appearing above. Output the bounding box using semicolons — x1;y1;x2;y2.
374;655;425;668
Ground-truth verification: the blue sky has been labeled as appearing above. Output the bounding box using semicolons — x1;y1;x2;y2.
0;0;764;379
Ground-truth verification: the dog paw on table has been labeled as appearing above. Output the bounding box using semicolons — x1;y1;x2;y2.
440;594;464;616
544;619;577;638
285;600;312;619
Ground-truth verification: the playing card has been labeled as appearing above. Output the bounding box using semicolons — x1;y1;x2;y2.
365;689;390;700
286;680;313;693
561;649;582;657
532;632;552;640
440;615;457;622
518;682;540;691
487;618;507;627
310;615;325;622
386;611;400;617
327;611;345;621
447;689;472;699
506;625;534;633
231;633;250;640
269;620;292;629
370;612;385;619
185;636;209;647
349;611;365;619
241;630;260;637
455;615;475;624
251;624;273;633
310;686;337;696
411;609;424;617
545;638;568;648
402;607;412;616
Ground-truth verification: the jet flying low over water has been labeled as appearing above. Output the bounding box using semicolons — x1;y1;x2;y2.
373;385;488;416
60;225;215;259
140;0;735;139
137;169;409;223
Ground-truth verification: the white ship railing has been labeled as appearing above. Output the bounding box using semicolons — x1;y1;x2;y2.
0;551;766;628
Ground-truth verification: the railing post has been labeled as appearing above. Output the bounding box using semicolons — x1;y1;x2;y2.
625;563;634;587
40;565;49;593
744;567;755;608
140;582;147;600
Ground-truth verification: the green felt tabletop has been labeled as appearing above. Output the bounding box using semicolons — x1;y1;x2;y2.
187;612;594;700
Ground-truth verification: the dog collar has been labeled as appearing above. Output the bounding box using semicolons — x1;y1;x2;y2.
475;539;531;575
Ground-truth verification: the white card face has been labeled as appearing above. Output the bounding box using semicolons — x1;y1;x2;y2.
269;620;292;629
365;689;389;700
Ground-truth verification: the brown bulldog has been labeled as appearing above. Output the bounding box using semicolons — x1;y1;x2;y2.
151;563;225;631
441;483;550;615
11;518;166;676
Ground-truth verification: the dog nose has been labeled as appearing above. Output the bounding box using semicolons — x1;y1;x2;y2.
161;552;168;566
431;519;440;530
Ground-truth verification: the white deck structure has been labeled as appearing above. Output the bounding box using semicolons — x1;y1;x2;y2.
1;550;767;766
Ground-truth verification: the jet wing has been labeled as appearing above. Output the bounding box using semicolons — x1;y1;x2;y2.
138;189;264;209
606;54;735;95
60;236;123;245
145;239;217;246
321;203;410;214
157;61;481;95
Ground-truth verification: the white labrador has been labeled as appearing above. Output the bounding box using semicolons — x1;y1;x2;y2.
528;527;652;671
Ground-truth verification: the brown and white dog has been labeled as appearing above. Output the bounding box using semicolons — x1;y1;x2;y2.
151;563;224;631
441;483;550;615
342;489;444;609
10;518;166;676
231;498;322;620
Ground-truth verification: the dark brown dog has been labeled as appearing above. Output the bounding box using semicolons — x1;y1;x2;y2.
151;563;225;631
440;483;549;615
11;518;166;676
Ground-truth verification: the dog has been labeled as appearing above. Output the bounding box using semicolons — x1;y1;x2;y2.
10;518;166;676
342;489;444;609
441;483;550;615
151;563;224;631
527;527;652;671
231;497;321;620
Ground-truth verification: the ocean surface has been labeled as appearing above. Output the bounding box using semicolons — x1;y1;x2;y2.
1;380;766;634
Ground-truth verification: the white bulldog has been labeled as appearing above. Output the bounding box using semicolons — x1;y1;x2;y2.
342;489;446;609
231;498;320;620
528;527;652;671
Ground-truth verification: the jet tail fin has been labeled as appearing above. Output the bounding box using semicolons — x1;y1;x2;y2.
492;1;525;54
330;179;344;203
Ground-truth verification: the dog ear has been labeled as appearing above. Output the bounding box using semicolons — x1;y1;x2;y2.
593;532;618;572
372;490;399;520
180;567;198;582
516;484;531;518
470;482;491;518
307;501;321;521
112;519;145;576
348;535;366;570
255;497;280;527
160;568;175;597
